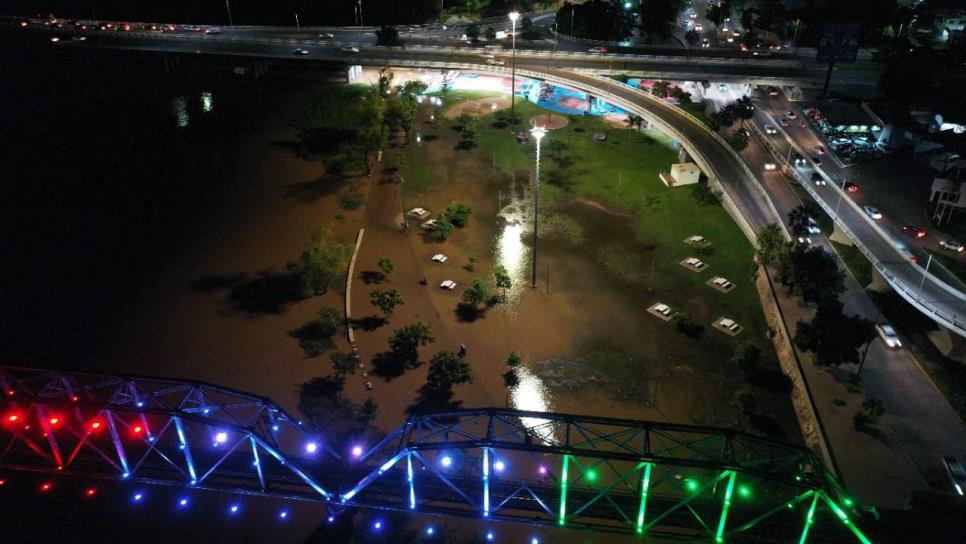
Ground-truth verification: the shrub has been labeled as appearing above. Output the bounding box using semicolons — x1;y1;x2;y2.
339;187;364;210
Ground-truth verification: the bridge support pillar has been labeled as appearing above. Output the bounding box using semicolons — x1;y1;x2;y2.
868;268;892;293
829;222;853;246
678;146;690;163
927;324;966;364
346;65;363;84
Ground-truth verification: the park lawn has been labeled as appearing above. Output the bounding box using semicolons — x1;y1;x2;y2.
432;89;505;110
471;99;766;336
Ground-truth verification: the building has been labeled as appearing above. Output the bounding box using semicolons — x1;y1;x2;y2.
660;162;701;188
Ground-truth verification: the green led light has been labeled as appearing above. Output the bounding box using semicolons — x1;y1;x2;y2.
685;479;699;492
843;497;854;507
737;485;752;499
585;469;598;483
795;475;802;481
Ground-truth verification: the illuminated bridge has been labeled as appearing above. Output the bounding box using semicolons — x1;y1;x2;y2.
0;366;874;543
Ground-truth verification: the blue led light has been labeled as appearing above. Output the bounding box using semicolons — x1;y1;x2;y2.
531;538;540;544
327;515;335;523
132;492;144;502
229;504;240;514
305;441;319;454
426;526;435;536
373;521;382;530
178;497;189;507
441;455;453;468
494;460;506;472
278;510;289;520
486;530;495;541
271;424;279;431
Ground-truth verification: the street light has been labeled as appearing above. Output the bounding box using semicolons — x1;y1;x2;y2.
509;11;520;124
530;125;547;288
225;0;234;27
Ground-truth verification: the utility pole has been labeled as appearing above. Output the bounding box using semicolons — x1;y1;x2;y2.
359;0;364;27
225;0;234;27
294;13;300;31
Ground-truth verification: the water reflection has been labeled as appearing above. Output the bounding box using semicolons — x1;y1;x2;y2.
494;187;530;307
201;92;214;113
171;96;189;128
510;367;557;444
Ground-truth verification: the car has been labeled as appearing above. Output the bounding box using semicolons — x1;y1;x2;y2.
810;173;827;186
718;83;728;92
486;58;505;66
764;163;777;171
408;207;430;219
50;36;61;42
440;280;458;290
876;323;902;348
700;38;710;48
293;48;310;55
939;240;964;252
653;303;672;316
830;137;851;148
779;118;790;127
768;86;780;96
811;156;823;166
341;46;360;53
901;225;927;238
785;111;797;119
319;32;335;38
588;47;608;53
797;236;812;245
806;217;821;235
431;254;448;263
793;154;806;167
764;125;777;135
420;219;438;230
813;144;826;154
206;27;223;34
71;35;87;41
845;182;859;192
943;456;966;496
861;206;882;220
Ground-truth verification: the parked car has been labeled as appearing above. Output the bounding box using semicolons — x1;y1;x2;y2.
431;254;448;263
863;206;882;220
939;240;964;252
813;144;826;154
486;58;505;66
876;323;902;348
845;182;859;192
440;280;458;290
943;456;966;495
653;303;672;316
901;225;927;238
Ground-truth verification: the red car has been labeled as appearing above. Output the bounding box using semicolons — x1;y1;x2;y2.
845;182;859;192
902;225;927;238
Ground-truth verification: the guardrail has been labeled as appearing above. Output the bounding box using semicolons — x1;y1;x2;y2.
750;122;966;334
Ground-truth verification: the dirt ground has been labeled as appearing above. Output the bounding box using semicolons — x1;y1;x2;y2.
443;96;511;119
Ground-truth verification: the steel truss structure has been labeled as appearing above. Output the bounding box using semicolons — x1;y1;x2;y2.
1;366;874;543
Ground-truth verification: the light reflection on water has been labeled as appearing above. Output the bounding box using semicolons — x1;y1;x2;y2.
171;96;189;128
510;367;558;445
493;187;530;308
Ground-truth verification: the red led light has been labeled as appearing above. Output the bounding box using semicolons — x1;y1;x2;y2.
71;396;79;402
5;414;18;423
0;478;7;486
5;390;13;396
85;487;97;497
89;420;103;431
133;425;143;434
48;417;60;425
40;482;52;492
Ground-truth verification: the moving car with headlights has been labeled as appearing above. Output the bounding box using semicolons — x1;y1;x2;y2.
943;456;966;495
939;240;964;252
876;323;902;349
863;206;882;220
902;225;927;238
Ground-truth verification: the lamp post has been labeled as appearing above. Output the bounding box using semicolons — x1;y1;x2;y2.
509;11;520;124
834;177;848;215
225;0;234;27
530;126;547;288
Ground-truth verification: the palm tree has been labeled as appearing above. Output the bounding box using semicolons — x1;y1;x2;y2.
787;204;812;236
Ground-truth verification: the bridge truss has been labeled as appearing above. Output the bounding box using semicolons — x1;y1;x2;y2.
0;366;874;543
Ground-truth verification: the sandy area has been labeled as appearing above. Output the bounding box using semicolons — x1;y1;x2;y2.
444;97;511;119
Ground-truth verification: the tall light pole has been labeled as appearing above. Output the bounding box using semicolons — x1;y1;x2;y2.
359;0;365;26
530;126;547;288
509;11;520;124
225;0;234;27
294;13;300;31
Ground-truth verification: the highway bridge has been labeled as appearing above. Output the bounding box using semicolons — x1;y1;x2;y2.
6;20;964;336
0;366;875;543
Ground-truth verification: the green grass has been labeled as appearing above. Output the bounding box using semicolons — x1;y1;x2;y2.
681;102;711;127
831;241;873;287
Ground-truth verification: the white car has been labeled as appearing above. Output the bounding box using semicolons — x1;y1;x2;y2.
797;236;812;245
806;217;820;235
407;207;430;219
863;206;882;220
440;280;458;290
431;254;448;263
694;24;704;32
486;58;505;66
420;219;438;230
939;240;965;252
943;456;966;496
764;125;777;135
319;32;335;38
293;48;310;55
718;83;728;92
876;323;902;349
206;27;223;34
653;303;672;316
764;163;777;171
341;46;360;53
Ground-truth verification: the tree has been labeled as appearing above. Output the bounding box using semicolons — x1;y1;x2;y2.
331;350;360;378
521;16;541;41
494;265;512;300
556;0;634;42
426;350;474;392
375;25;401;46
444;202;473;227
297;307;343;356
756;224;787;266
289;227;353;297
355;89;387;175
782;244;845;305
388;322;435;363
461;279;489;308
466;23;481;41
669;86;692;105
651;81;671;98
503;352;523;388
854;396;884;431
733;96;755;128
731;343;762;374
684;29;699;47
370;289;404;316
467;255;478;271
357;397;378;427
728;130;749;152
787;204;817;236
485;26;497;41
377;257;394;276
457;116;477;148
433;216;455;241
734;387;757;414
639;0;684;41
376;66;395;97
506;352;522;369
794;301;876;367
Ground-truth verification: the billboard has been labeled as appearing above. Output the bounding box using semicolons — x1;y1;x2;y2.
816;23;862;64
